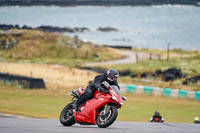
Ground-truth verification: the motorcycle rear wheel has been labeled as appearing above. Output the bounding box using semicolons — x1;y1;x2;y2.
96;106;118;128
60;103;75;126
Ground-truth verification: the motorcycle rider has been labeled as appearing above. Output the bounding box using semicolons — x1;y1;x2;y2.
73;69;120;111
194;117;200;124
149;110;164;122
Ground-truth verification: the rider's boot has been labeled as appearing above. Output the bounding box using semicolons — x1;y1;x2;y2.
72;101;79;111
72;99;83;112
72;93;88;112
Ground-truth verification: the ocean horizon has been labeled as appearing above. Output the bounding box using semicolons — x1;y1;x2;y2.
0;5;200;50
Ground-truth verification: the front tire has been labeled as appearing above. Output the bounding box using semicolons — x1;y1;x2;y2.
60;103;75;126
96;106;118;128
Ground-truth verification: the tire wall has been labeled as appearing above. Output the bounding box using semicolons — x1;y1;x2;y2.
0;72;45;89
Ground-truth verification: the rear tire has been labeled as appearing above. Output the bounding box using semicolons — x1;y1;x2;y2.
60;103;75;126
96;106;118;128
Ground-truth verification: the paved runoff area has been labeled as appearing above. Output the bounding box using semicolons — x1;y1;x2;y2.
0;113;200;133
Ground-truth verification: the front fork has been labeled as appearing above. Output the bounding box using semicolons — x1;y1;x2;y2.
102;104;112;115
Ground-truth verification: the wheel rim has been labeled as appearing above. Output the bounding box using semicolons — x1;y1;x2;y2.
63;110;73;121
99;109;112;124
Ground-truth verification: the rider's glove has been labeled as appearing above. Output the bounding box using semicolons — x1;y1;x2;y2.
98;87;110;94
104;89;110;94
98;87;105;92
102;81;110;89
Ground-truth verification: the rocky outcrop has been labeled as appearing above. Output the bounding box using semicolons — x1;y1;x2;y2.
97;27;119;32
0;24;20;31
36;25;89;33
0;24;89;33
103;45;132;49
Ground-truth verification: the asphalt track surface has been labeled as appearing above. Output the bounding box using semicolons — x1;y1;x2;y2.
0;114;200;133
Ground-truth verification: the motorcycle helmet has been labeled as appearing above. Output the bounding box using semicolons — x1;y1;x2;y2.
194;117;199;121
154;110;160;116
107;69;119;82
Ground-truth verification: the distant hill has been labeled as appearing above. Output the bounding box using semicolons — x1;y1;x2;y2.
0;0;200;6
0;29;123;66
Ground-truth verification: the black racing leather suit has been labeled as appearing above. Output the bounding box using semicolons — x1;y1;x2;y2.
75;73;120;107
150;115;164;122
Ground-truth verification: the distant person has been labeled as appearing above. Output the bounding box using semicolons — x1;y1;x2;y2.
194;117;200;124
149;110;164;122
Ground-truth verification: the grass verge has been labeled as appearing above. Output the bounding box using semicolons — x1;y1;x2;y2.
0;84;200;123
118;93;200;123
0;29;124;67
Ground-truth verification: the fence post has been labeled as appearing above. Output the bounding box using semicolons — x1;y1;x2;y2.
136;52;139;63
167;43;171;62
149;53;152;60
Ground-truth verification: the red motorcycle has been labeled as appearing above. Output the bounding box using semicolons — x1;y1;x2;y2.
60;82;127;128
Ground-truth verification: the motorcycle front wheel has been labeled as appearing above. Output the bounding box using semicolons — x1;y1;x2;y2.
60;102;75;126
96;106;118;128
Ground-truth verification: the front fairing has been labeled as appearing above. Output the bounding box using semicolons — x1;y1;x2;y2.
111;85;120;96
74;92;114;124
73;87;123;124
110;89;123;108
94;86;123;108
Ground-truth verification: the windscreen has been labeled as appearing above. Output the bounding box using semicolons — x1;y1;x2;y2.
110;85;120;96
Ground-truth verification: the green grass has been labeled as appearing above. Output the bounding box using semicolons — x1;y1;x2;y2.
118;93;200;123
0;86;68;118
0;84;200;123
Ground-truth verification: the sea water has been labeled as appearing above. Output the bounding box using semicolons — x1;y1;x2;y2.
0;5;200;49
